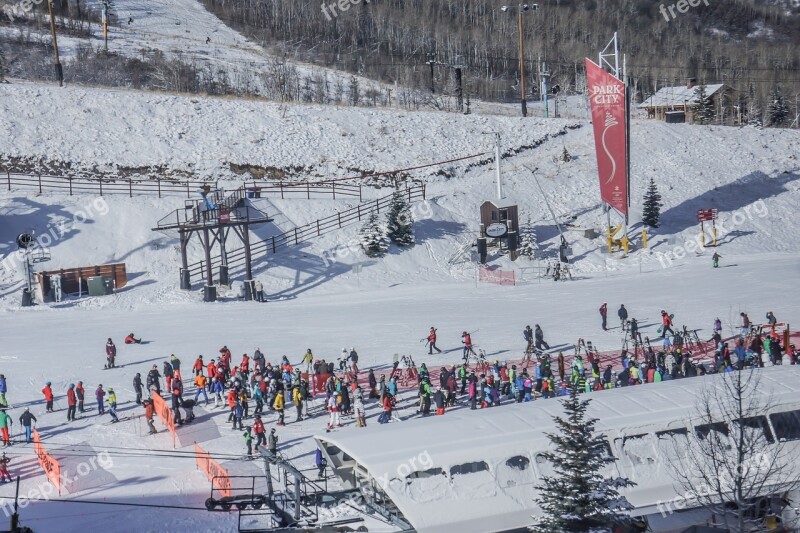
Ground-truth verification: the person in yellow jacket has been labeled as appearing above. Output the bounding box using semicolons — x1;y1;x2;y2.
292;386;303;422
302;349;314;375
193;374;209;405
273;390;285;426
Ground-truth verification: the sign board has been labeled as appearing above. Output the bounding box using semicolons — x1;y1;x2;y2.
696;209;718;222
486;223;508;238
352;263;363;274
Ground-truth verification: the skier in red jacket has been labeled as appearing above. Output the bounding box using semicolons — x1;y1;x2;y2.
426;327;442;354
42;382;54;412
661;310;675;338
193;356;204;377
462;332;475;360
66;384;77;421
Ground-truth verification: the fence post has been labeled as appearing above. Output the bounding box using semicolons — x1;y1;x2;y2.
359;184;362;202
6;170;9;191
38;172;42;194
332;182;336;200
157;179;161;198
307;182;310;200
294;228;299;245
99;179;103;196
317;220;320;236
337;212;342;228
129;179;133;198
272;236;276;254
280;182;284;200
357;204;361;221
187;182;190;198
68;177;73;196
376;199;380;212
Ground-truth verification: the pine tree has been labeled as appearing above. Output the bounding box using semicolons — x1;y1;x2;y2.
0;48;7;82
561;146;571;162
359;211;389;257
767;85;789;127
385;188;415;246
518;216;538;260
693;84;714;125
530;387;634;533
641;178;662;228
745;84;763;128
348;75;360;106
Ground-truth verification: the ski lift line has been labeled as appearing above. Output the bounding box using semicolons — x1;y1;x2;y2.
309;151;490;184
0;495;208;511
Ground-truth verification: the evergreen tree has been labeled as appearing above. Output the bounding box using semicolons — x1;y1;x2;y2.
359;211;389;257
518;216;538;260
641;178;663;228
693;84;714;125
530;387;634;533
767;85;789;127
561;146;571;162
385;188;415;246
745;84;763;128
0;48;7;82
348;75;360;106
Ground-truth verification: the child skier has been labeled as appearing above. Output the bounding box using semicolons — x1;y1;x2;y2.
243;426;253;457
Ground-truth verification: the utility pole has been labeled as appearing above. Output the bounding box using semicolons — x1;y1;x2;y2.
517;9;527;117
101;0;109;51
501;4;538;117
426;53;435;94
47;0;63;86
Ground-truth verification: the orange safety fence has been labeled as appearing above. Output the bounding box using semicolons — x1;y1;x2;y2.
151;392;176;448
195;443;231;498
32;430;61;495
478;265;516;286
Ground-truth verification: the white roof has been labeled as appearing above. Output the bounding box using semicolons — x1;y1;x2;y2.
638;84;726;109
316;366;800;533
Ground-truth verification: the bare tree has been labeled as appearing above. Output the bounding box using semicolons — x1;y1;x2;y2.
668;370;800;532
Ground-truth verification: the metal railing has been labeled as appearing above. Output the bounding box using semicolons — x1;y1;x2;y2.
2;170;363;200
185;183;425;282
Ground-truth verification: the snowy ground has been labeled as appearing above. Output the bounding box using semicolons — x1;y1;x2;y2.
0;78;799;532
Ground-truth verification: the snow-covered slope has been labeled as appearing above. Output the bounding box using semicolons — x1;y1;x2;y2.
0;80;799;532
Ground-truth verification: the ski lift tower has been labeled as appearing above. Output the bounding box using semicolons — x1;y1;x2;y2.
16;231;52;307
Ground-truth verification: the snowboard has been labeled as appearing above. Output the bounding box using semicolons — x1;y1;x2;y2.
656;314;676;334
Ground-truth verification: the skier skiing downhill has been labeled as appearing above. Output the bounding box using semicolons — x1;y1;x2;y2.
105;338;117;368
427;327;442;354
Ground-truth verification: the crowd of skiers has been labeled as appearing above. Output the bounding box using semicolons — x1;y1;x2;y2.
0;307;793;469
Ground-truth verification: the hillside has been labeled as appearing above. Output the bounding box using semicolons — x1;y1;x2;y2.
0;79;799;532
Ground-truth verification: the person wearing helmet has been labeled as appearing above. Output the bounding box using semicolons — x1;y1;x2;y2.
268;427;279;455
426;327;442;354
105;338;117;368
42;382;54;413
96;384;106;414
0;409;10;446
19;408;36;443
0;452;12;482
243;426;253;457
66;384;77;422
